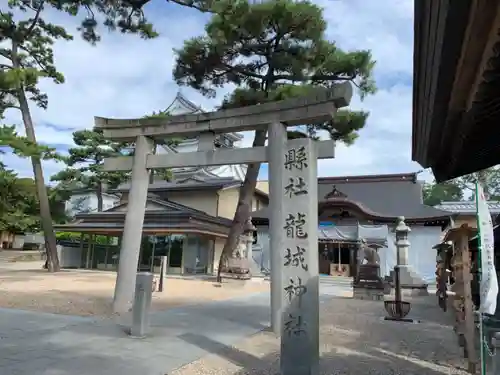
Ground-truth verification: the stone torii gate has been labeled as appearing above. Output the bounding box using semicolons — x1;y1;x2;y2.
96;82;352;374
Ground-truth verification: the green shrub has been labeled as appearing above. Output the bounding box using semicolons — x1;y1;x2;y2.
56;232;113;244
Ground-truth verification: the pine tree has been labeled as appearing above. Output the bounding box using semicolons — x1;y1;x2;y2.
50;129;130;213
172;0;377;281
0;3;77;271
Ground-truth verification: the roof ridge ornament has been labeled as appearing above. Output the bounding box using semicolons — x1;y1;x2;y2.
325;185;348;198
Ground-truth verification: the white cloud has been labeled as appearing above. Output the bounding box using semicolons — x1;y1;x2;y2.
4;0;428;183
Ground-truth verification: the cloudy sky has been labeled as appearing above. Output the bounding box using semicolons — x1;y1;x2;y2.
2;0;431;182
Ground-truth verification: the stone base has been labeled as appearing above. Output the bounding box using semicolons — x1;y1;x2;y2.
353;287;385;301
220;270;251;280
401;285;429;296
390;266;428;295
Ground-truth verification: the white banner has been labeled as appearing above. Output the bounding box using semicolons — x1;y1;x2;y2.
476;183;498;315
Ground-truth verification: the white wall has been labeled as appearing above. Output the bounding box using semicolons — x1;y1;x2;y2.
65;193;120;217
378;225;441;283
253;226;270;272
57;245;82;268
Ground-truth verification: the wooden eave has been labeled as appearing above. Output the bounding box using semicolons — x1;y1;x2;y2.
412;0;500;182
251;199;452;228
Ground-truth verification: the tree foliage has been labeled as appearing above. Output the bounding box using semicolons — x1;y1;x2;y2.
453;167;500;200
143;110;181;183
173;0;377;280
50;129;130;213
0;0;219;269
0;3;73;114
0;163;68;234
50;110;181;215
0;125;65;161
1;1;77;271
423;181;463;206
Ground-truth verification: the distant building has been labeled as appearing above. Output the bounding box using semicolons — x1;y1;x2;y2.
434;201;500;229
54;177;269;274
64;190;121;217
64;92;249;216
157;92;247;181
251;173;453;282
55;172;453;282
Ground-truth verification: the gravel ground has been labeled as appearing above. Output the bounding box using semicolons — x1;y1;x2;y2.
171;295;469;375
0;265;269;316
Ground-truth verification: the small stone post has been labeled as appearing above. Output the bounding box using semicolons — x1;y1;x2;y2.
130;272;154;338
158;255;167;293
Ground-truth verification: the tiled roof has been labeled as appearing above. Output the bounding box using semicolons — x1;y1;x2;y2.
317;174;451;220
434;201;500;214
253;173;452;223
165;92;243;141
113;177;241;192
55;196;234;235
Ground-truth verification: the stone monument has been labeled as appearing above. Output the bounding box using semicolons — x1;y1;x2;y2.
390;217;429;296
280;138;319;375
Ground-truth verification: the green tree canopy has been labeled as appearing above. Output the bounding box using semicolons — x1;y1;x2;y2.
423;181;464;206
50;129;130;213
143;110;181;183
0;164;67;234
453;167;500;201
0;0;224;271
1;2;76;271
173;0;377;280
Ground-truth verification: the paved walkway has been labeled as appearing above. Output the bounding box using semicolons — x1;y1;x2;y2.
0;290;276;375
0;283;462;375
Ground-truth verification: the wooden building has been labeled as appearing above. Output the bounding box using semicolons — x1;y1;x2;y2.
252;173;452;280
54;177;268;275
412;0;500;182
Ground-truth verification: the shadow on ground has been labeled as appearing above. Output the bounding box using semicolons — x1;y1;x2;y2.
0;292;271;375
0;290;468;375
174;294;468;375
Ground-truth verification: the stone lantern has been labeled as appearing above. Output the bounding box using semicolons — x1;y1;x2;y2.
395;216;411;266
384;216;413;321
394;217;410;304
242;217;256;262
226;216;256;280
392;216;428;296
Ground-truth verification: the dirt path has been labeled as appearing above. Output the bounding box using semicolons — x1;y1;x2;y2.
0;265;268;316
171;295;468;375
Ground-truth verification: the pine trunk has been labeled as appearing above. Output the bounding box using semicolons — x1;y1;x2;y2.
216;129;267;282
96;182;104;212
17;88;60;272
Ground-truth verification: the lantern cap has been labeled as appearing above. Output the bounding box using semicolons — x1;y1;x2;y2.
243;217;256;233
395;216;411;233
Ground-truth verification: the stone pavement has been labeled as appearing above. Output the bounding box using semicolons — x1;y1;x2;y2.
0;290;277;375
0;282;458;375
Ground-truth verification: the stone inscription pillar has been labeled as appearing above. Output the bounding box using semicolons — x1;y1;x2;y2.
280;138;319;375
268;122;287;334
113;135;154;314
